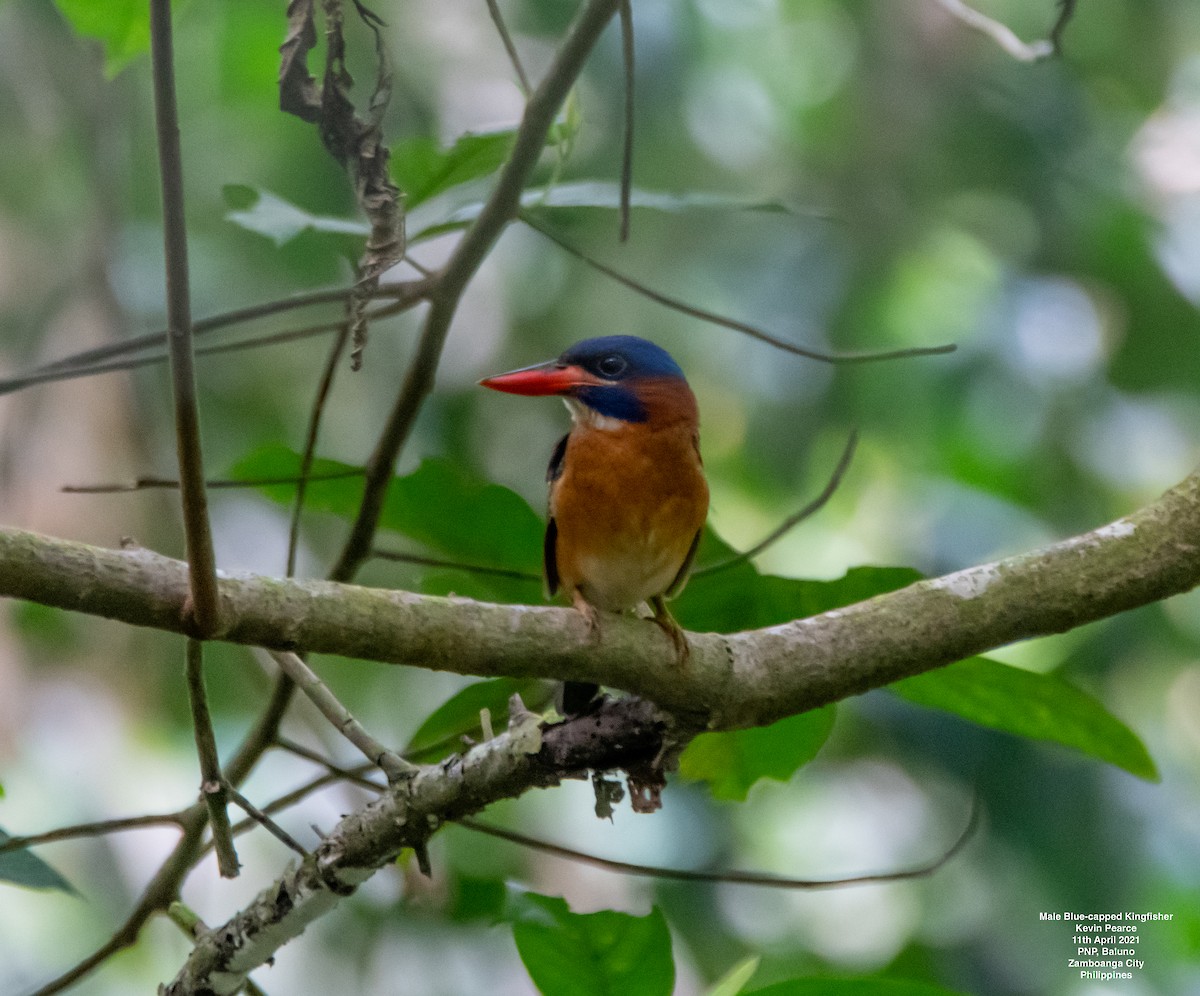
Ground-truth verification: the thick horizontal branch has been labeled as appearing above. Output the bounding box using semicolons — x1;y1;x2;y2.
2;471;1199;730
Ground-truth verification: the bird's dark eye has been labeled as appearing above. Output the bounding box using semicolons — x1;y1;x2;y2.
597;354;627;378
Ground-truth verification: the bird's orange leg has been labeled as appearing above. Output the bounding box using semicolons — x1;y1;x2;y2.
570;587;601;638
650;595;690;666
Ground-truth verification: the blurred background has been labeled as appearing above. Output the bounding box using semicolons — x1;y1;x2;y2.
1;0;1199;993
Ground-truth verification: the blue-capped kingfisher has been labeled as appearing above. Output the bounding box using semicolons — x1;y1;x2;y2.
480;335;709;708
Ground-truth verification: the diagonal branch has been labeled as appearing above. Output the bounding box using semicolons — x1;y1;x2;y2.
2;470;1199;731
162;697;666;995
328;0;623;582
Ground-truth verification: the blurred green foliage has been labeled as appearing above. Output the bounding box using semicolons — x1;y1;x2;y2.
0;0;1198;993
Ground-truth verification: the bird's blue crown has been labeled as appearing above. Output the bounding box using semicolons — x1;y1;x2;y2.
560;336;686;422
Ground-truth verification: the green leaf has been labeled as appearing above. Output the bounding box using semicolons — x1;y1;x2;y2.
229;446;546;604
392;129;517;209
508;893;674;996
889;657;1159;781
675;552;920;634
707;956;761;996
405;677;549;759
229;446;545;572
749;980;967;996
54;0;151;75
221;185;368;248
0;829;78;895
448;875;509;923
679;707;836;801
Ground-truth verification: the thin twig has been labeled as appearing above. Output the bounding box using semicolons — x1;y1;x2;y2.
150;0;220;635
371;547;541;581
0;813;185;855
31;673;298;995
288;318;354;577
63;468;363;495
267;650;415;781
934;0;1054;61
485;0;531;95
185;640;240;878
695;430;858;576
274;736;387;790
1050;0;1078;55
0;282;427;399
328;0;623;584
459;796;979;889
222;783;309;857
617;0;634;242
521;213;957;363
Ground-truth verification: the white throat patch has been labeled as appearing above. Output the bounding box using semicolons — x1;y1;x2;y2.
564;396;623;432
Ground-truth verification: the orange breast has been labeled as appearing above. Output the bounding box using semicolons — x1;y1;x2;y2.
551;419;708;612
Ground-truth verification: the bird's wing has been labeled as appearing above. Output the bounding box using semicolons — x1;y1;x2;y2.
543;515;560;596
665;527;703;598
546;432;569;483
543;433;569;597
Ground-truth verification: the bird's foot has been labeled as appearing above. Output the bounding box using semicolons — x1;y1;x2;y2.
570;588;602;640
650;595;690;666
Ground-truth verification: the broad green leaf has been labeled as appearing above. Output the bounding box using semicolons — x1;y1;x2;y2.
54;0;151;75
674;554;920;634
405;677;549;759
679;707;836;801
890;658;1159;781
448;874;509;923
229;446;544;572
0;830;77;895
707;956;760;996
508;893;674;996
392;130;517;209
222;185;368;248
229;446;546;603
749;980;967;996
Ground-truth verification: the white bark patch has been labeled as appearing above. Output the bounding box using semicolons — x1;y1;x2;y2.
929;564;1002;600
1093;519;1136;540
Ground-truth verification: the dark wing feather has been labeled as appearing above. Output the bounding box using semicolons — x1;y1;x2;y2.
546;432;569;483
543;433;569;597
665;527;702;598
543;515;560;596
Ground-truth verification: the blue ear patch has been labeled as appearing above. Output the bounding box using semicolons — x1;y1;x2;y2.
575;385;648;423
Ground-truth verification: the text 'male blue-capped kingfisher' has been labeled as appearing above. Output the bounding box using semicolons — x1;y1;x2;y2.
480;336;709;708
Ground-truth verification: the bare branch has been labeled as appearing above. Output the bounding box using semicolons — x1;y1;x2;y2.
62;468;363;495
163;697;666;994
1050;0;1078;55
371;547;540;581
0;813;185;855
328;0;624;583
149;0;219;633
267;650;415;781
3;470;1199;732
288;318;353;576
696;430;858;576
458;795;978;888
617;0;634;242
223;784;309;858
186;639;240;877
485;0;532;95
0;282;427;399
521;213;957;363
